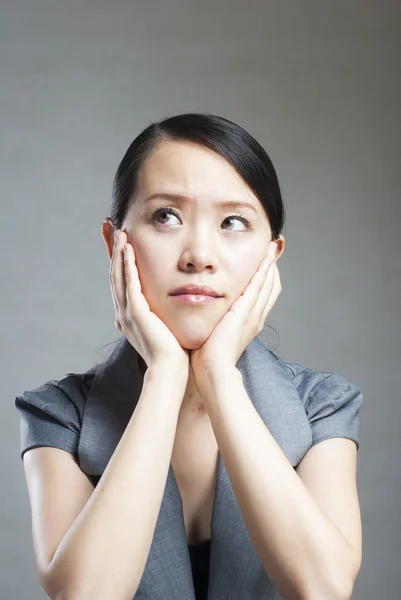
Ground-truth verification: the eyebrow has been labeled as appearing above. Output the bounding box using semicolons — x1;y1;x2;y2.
143;192;259;215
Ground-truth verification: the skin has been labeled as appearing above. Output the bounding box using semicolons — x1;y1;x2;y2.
102;139;285;420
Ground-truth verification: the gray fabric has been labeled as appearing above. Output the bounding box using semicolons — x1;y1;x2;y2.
15;336;363;599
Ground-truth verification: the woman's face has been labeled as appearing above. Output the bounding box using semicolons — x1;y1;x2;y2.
119;139;285;350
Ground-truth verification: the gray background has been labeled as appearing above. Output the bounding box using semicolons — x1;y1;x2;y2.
2;1;400;598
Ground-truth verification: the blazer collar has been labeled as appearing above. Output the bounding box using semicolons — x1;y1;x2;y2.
78;337;312;599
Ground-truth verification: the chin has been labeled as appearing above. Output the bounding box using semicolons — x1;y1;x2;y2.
163;315;217;350
180;338;207;351
173;327;211;351
147;298;225;350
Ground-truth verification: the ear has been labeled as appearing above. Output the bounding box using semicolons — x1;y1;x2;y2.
274;235;286;261
101;218;117;261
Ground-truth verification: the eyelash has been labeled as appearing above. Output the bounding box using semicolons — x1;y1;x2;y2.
151;207;254;231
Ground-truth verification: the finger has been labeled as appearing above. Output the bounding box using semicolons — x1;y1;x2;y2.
239;250;276;314
110;229;127;312
123;242;147;314
254;257;276;310
109;230;120;313
253;265;276;325
227;245;276;319
228;261;272;322
260;263;281;323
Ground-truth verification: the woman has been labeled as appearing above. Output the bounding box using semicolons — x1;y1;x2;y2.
15;113;363;600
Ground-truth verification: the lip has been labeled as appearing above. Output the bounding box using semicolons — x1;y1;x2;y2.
171;294;220;304
170;284;222;297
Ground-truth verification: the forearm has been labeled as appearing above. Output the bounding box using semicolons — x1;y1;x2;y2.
47;364;187;600
203;367;353;600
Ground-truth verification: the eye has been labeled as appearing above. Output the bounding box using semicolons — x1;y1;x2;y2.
152;208;181;226
151;208;253;231
223;214;253;231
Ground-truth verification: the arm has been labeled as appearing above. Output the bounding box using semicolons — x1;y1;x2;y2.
202;367;361;600
45;363;187;600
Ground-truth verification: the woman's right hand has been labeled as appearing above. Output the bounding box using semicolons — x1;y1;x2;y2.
110;229;190;373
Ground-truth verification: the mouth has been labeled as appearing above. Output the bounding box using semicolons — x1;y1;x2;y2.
170;284;222;297
170;294;221;305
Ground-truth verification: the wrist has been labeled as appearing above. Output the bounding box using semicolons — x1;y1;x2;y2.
196;365;242;398
145;361;189;385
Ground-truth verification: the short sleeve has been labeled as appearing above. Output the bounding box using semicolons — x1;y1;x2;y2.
14;373;91;460
291;367;364;450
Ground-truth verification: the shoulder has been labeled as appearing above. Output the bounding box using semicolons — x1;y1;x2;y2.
278;357;363;408
15;365;99;461
15;367;97;420
274;353;364;450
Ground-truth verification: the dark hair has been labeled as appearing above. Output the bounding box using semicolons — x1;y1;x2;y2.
110;113;285;241
100;113;285;362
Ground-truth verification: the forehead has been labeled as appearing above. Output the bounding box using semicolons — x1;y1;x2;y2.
136;140;259;204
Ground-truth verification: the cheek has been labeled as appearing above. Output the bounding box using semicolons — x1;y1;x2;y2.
228;256;261;296
131;244;162;295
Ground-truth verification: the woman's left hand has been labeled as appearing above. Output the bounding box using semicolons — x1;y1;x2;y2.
189;241;281;387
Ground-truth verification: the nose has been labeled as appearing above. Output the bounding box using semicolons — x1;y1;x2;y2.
178;229;218;272
179;251;217;272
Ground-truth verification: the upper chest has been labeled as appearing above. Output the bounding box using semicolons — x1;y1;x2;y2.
171;417;219;545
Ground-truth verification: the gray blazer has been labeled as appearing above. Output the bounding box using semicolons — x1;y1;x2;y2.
15;336;363;599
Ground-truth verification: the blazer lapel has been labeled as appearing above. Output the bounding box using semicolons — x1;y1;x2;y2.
78;337;312;599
